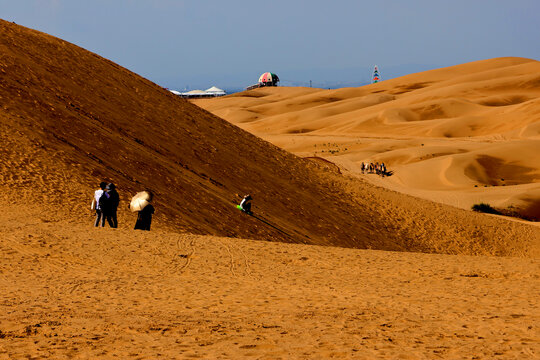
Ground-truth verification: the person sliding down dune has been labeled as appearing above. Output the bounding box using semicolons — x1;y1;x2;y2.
239;194;253;215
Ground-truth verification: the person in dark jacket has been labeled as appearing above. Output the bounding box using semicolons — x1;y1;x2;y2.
102;183;119;228
133;191;155;231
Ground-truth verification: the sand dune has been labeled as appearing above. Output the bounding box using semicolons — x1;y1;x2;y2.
2;19;537;255
1;201;539;359
194;57;540;220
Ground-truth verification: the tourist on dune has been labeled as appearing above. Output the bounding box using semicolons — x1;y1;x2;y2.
100;183;119;228
129;190;155;231
239;194;253;215
91;181;107;227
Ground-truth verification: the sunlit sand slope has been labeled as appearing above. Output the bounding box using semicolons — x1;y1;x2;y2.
195;57;540;220
1;204;539;359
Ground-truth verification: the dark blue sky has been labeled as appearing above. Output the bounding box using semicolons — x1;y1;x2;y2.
2;0;539;90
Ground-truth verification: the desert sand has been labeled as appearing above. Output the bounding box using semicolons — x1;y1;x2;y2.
194;57;540;221
1;200;539;359
1;19;539;359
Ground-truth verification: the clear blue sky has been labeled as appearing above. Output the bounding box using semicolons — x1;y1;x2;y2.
1;0;539;90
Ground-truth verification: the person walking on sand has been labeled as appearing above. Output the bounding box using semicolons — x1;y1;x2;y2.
101;183;119;228
239;194;253;214
91;182;107;227
130;191;155;231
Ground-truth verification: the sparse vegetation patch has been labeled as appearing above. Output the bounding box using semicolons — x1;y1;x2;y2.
471;203;500;215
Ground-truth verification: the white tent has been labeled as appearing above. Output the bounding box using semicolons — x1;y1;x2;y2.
184;90;207;95
179;87;226;98
169;90;181;95
205;86;226;96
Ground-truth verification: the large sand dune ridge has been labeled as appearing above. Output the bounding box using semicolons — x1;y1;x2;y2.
1;19;537;255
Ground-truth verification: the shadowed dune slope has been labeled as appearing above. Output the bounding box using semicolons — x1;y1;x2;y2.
0;20;538;256
194;57;540;221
